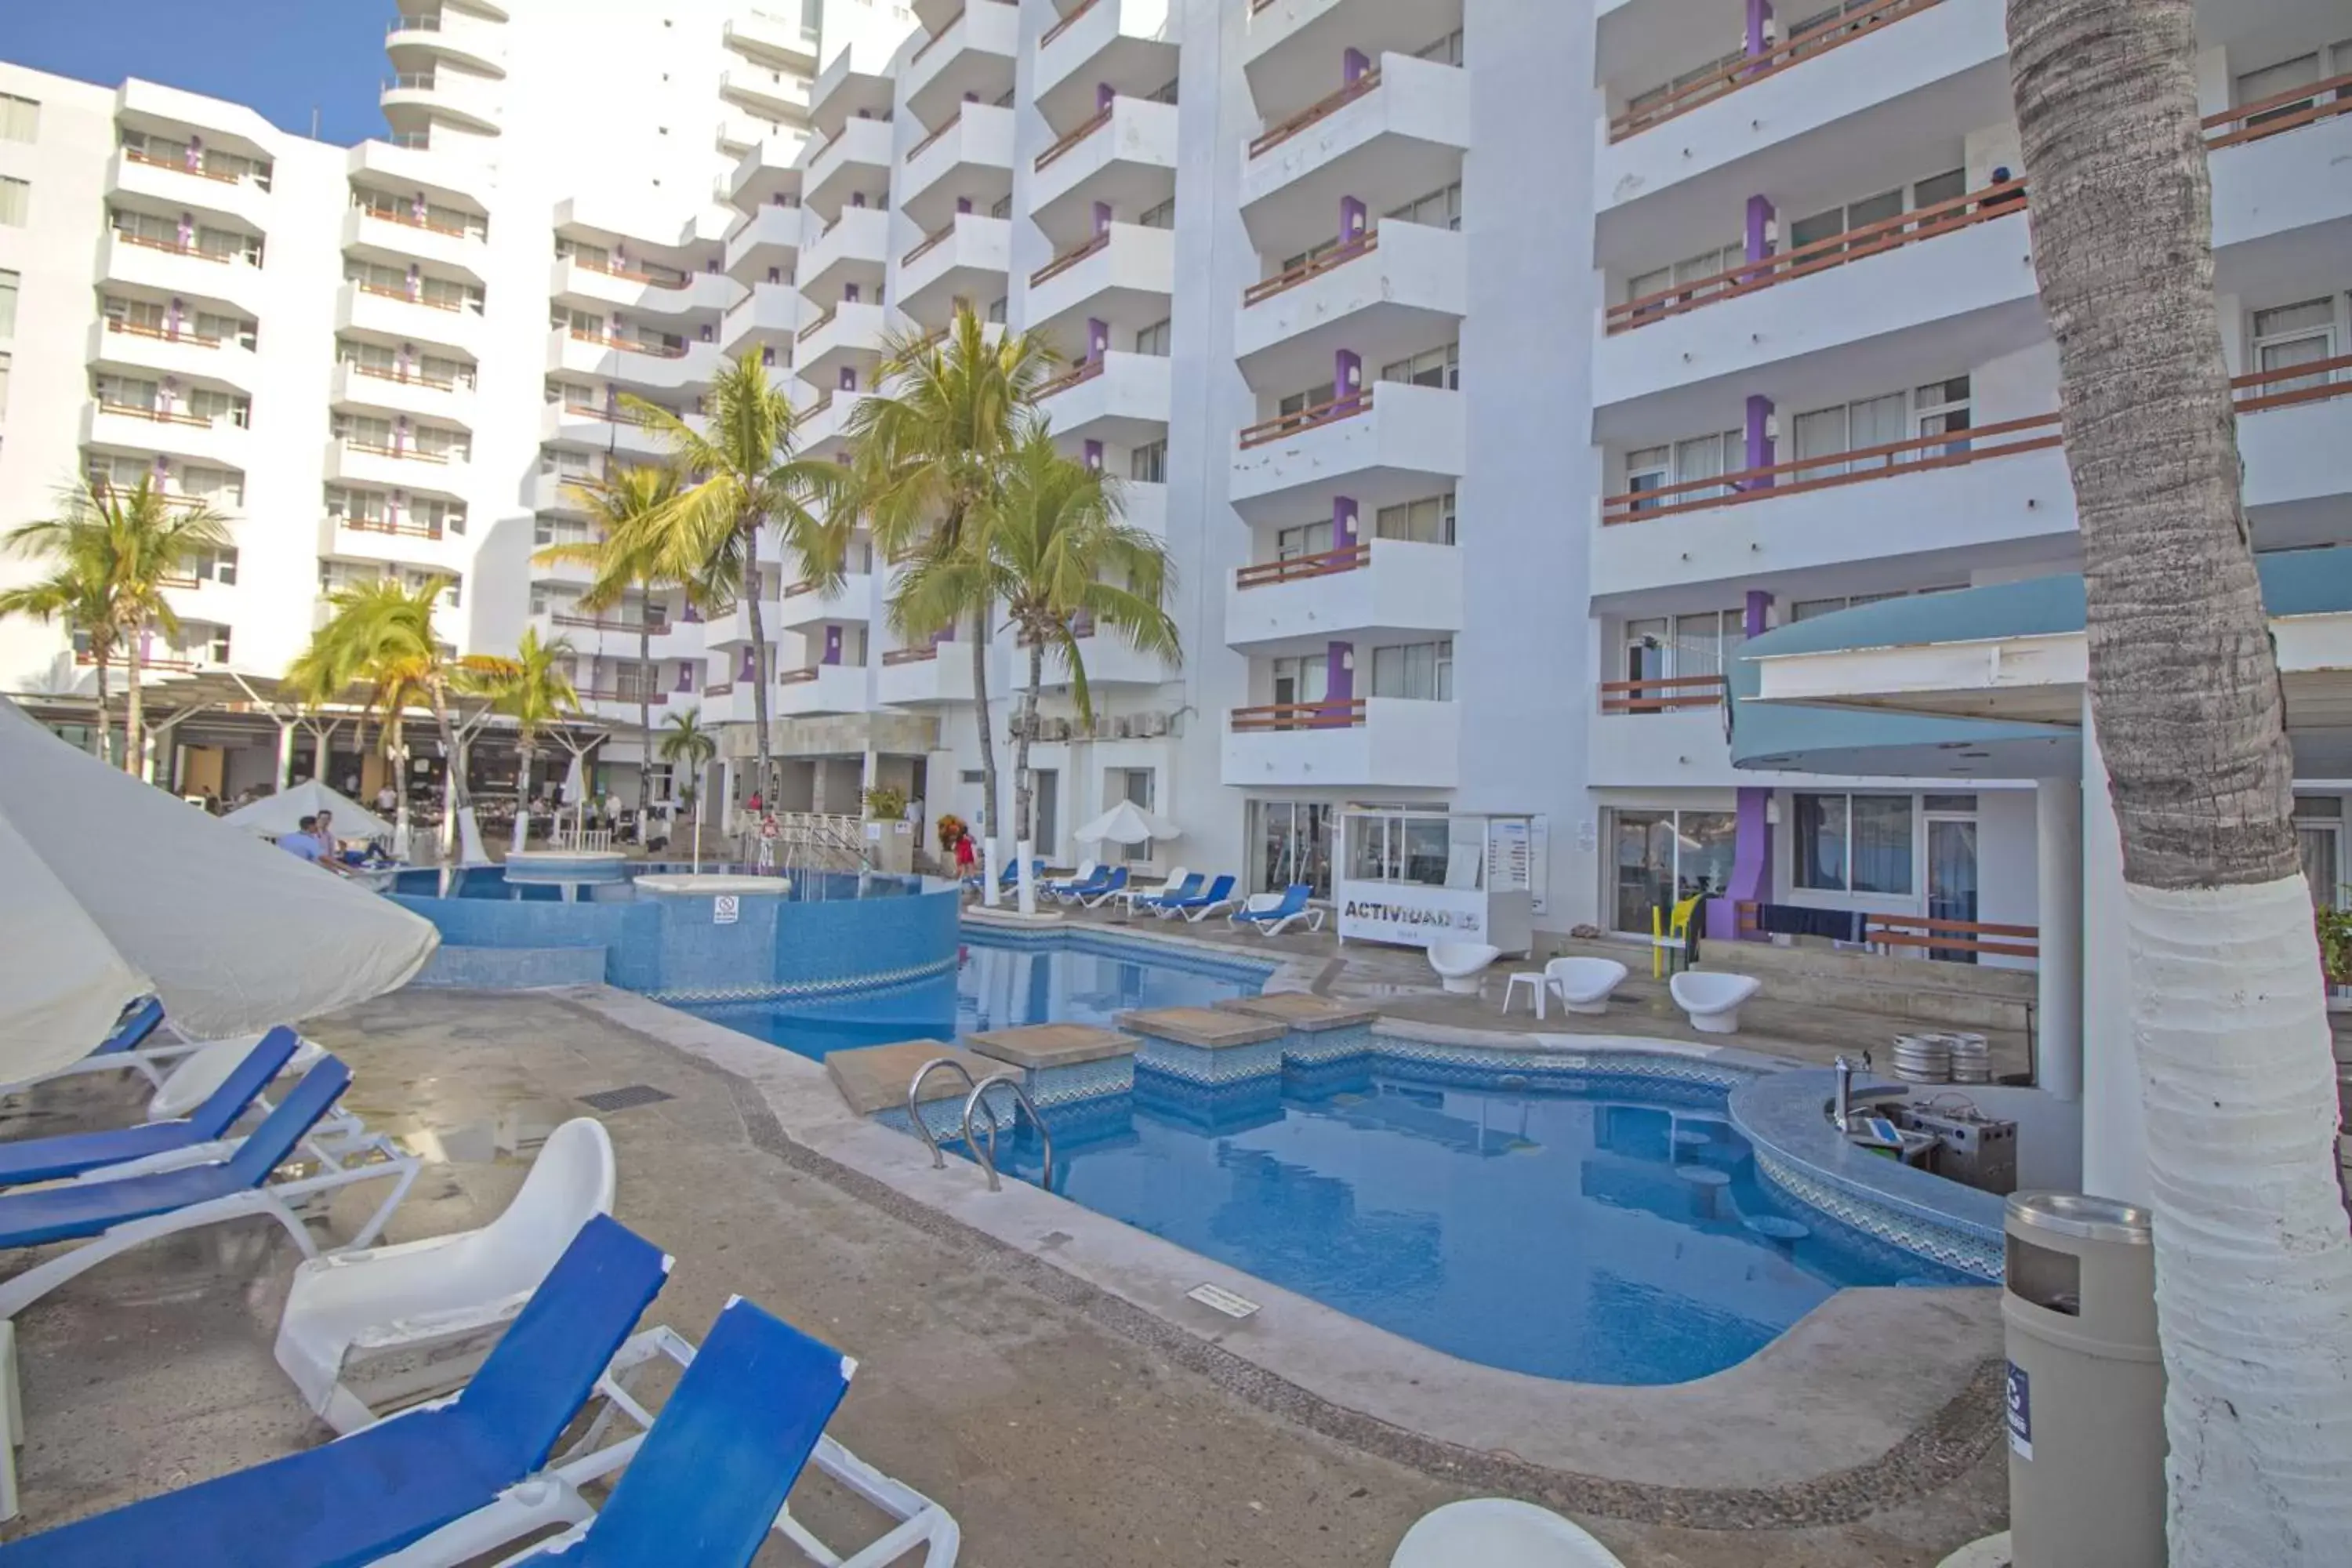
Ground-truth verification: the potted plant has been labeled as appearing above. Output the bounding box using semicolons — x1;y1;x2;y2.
2317;906;2352;998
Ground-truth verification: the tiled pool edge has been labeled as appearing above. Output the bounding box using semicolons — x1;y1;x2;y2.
567;982;2003;1507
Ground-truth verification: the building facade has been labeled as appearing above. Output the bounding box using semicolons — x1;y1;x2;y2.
1;0;2347;940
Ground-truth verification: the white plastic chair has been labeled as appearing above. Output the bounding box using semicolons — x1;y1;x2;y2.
1669;970;1762;1034
1391;1500;1627;1567
1427;942;1501;996
1545;956;1629;1016
274;1116;618;1434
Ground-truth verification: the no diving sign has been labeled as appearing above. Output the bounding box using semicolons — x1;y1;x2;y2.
2005;1362;2032;1461
713;895;739;926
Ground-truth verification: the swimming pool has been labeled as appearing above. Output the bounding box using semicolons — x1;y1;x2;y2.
389;863;925;902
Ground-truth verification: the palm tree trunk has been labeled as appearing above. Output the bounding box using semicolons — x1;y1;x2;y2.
122;634;146;779
969;604;1003;907
1013;637;1044;916
742;519;775;819
2009;2;2352;1559
637;616;655;836
389;713;412;853
510;738;534;855
428;679;470;863
90;643;113;767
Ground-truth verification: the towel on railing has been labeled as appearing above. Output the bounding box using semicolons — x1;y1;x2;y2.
1755;903;1865;942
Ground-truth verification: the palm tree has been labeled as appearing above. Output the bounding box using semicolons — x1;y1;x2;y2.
847;307;1060;898
1;477;230;775
896;432;1180;912
462;628;581;854
535;464;690;822
619;354;851;814
2006;0;2352;1555
658;706;720;867
285;619;430;846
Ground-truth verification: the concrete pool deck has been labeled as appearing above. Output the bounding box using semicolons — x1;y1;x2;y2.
0;982;2010;1565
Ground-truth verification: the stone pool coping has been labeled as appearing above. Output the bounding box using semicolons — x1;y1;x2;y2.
568;982;2002;1507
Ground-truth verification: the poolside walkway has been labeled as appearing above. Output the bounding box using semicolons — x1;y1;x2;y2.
1;985;2006;1566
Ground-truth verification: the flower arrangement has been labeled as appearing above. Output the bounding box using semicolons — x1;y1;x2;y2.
935;812;967;851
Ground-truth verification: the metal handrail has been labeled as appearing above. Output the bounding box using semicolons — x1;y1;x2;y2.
961;1073;1054;1192
906;1056;982;1166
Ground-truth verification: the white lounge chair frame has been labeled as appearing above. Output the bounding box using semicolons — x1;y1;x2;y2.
1227;892;1322;935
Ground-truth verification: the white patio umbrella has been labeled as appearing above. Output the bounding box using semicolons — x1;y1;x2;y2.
1073;800;1181;847
223;779;394;844
563;752;587;844
0;699;440;1081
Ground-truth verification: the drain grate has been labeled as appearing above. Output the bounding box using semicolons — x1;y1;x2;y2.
577;1084;676;1113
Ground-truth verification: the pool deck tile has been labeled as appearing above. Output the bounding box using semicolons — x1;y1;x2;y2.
826;1038;997;1115
1115;1006;1286;1049
967;1023;1139;1070
1214;993;1380;1033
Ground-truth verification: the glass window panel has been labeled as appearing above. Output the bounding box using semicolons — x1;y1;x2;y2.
1791;405;1849;477
0;94;38;143
1850;794;1915;894
1848;188;1904;230
0;269;16;336
1788;208;1844;252
1793;793;1848;890
1613;811;1676;933
1913;168;1966;209
0;177;27;227
1679;811;1738;900
1849;391;1907;452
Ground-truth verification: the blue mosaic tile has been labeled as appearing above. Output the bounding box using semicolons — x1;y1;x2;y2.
409;944;607;989
1754;1149;2001;1281
1025;1054;1137;1108
1137;1035;1287;1085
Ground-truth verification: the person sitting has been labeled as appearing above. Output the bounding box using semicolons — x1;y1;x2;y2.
278;816;326;865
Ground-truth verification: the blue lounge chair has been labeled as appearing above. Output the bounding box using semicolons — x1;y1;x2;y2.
93;998;167;1057
0;1215;673;1568
0;1057;419;1320
1135;873;1204;916
2;997;174;1095
1231;883;1326;937
1076;866;1130;909
1167;874;1239;921
0;1026;298;1186
1052;865;1114;906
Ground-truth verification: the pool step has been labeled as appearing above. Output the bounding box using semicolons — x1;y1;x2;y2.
409;945;607;989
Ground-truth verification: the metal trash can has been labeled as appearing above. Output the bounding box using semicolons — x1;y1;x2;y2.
2002;1192;2166;1568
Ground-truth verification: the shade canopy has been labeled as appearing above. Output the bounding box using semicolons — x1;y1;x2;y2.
0;699;440;1080
222;779;393;842
1074;800;1181;845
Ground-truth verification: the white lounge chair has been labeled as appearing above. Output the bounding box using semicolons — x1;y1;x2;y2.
1427;942;1501;996
1040;859;1098;897
1546;956;1628;1016
275;1116;619;1433
1391;1499;1628;1567
1670;969;1762;1034
1228;884;1320;935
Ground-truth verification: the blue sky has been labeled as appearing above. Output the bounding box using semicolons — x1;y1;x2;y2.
9;1;388;146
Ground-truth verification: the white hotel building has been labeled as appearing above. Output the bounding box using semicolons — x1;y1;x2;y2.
0;0;2347;949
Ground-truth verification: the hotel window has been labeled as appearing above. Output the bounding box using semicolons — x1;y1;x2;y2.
0;350;9;412
1128;439;1166;483
1374;492;1456;544
1138;196;1176;230
1275;521;1334;560
0;270;16;336
1416;29;1465;65
1145;77;1179;104
190;546;238;586
1624;447;1671;512
1370;639;1452;701
1791;389;1908;478
1134;318;1172;356
1270;653;1328;706
1610;809;1737;934
0;177;27;227
986;296;1007;323
2252;298;2337;396
1915;375;1973;449
186;387;250;426
1279;382;1335;416
1384;183;1461;231
1624;430;1740;509
1279;237;1341;273
0;94;37;143
989;194;1013;220
1379;343;1458;390
1794;793;1914;895
2235;51;2325;130
1619;610;1741;695
179;465;242;507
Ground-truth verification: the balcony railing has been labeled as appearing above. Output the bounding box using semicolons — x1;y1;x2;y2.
1230;699;1367;731
1602;360;2352;524
361;281;464;312
355;200;478;239
1040;0;1100;49
1234;543;1370;588
340;515;447;539
1243;231;1376;307
912;9;963;63
1599;673;1726;714
2202;69;2352;151
1036;103;1112;171
1250;67;1381;160
96;399;215;428
123;147;248;186
702;681;735;697
1239;387;1372;449
882;645;942;666
1605;178;2026;335
552;612;668;633
573;256;693;290
797;305;839;342
105;318;224;348
569;328;688;358
779;666;824;684
555;400;645;424
1611;0;1940;143
114;231;230;263
355;361;462;390
903;223;956;267
906;110;960;162
1035;358;1105;400
1030;230;1109;288
344;439;455;463
577;688;671;705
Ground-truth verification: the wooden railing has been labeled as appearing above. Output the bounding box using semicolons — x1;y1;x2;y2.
2202;68;2352;151
577;688;671;705
1040;0;1099;49
552;612;667;633
1250;66;1381;160
1238;387;1371;449
115;231;230;262
797;305;839;341
96;400;214;428
362;281;465;311
574;256;692;289
1230;699;1367;732
702;681;735;697
1598;673;1726;714
882;644;942;666
906;110;960;163
911;8;963;62
355;201;477;239
342;515;445;539
1234;543;1370;589
1243;231;1376;307
1606;178;2026;335
156;573;201;590
1868;913;2038;962
124;147;245;185
1036;103;1112;171
1035;358;1105;400
1610;0;1939;143
556;400;644;424
344;439;453;463
903;222;956;267
779;666;823;684
570;328;688;358
106;318;223;347
2230;350;2352;415
1030;229;1109;288
804;388;837;418
357;362;461;390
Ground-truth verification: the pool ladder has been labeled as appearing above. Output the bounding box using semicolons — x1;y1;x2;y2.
906;1058;1055;1193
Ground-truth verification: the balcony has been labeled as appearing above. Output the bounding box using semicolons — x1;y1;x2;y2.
379;69;503;136
319;510;468;571
339;201;485;274
775;662;871;717
100;232;270;321
85;316;257;389
543;608;684;658
1223;540;1463;655
533;469;601;515
797;205;892;303
897;213;1010;325
877;641;1002;706
809;41;895;141
1036;0;1178;127
546;328;723;392
1587;677;1739;789
720;283;804;358
1123;480;1167;537
1234;220;1465;392
1229;381;1466;525
1022;623;1171;688
1240;0;1460;89
904;2;1018;128
794;387;877;459
322;435;470;501
804;115;894;223
539;401;670;459
724;202;808;283
79;400;250;469
1031;350;1170;446
702;597;782;649
1221;697;1458;789
1029;96;1179;251
720;65;812;121
331;359;474;423
778;572;875;630
384;9;508;75
1027;222;1174;357
1240;54;1470;258
724;10;819;68
550;255;733;318
105;147;272;234
794;300;901;389
575;685;675;718
899;104;1015;232
336;279;486;358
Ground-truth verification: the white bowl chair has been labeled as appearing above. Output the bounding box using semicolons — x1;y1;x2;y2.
274;1116;618;1434
1427;942;1502;996
1544;956;1628;1016
1669;970;1763;1034
1392;1499;1628;1567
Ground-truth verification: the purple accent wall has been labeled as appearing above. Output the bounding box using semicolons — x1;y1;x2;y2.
844;282;861;303
956;195;973;215
1324;641;1354;705
1092;200;1112;237
1087;318;1109;361
1708;587;1778;941
839;366;858;392
1096;82;1115;113
822;625;843;665
1339;195;1367;241
675;664;695;692
1333;495;1359;546
1083;439;1104;471
1745;0;1775;55
1342;47;1370;83
1742;394;1774;490
1334;348;1362;405
1744;194;1775;269
739;646;757;680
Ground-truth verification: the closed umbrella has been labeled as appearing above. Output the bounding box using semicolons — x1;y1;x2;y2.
1073;800;1181;846
0;699;440;1080
223;779;394;844
563;752;587;844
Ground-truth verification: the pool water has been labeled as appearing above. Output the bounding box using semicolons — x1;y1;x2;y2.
684;932;1267;1060
390;864;924;902
979;1062;1968;1385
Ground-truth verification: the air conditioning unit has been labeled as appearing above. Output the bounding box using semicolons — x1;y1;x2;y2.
1138;711;1169;738
1112;716;1134;739
1043;717;1073;742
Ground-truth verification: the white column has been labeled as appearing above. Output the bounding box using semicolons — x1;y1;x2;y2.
2035;775;2085;1101
2081;711;2151;1203
275;718;296;788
